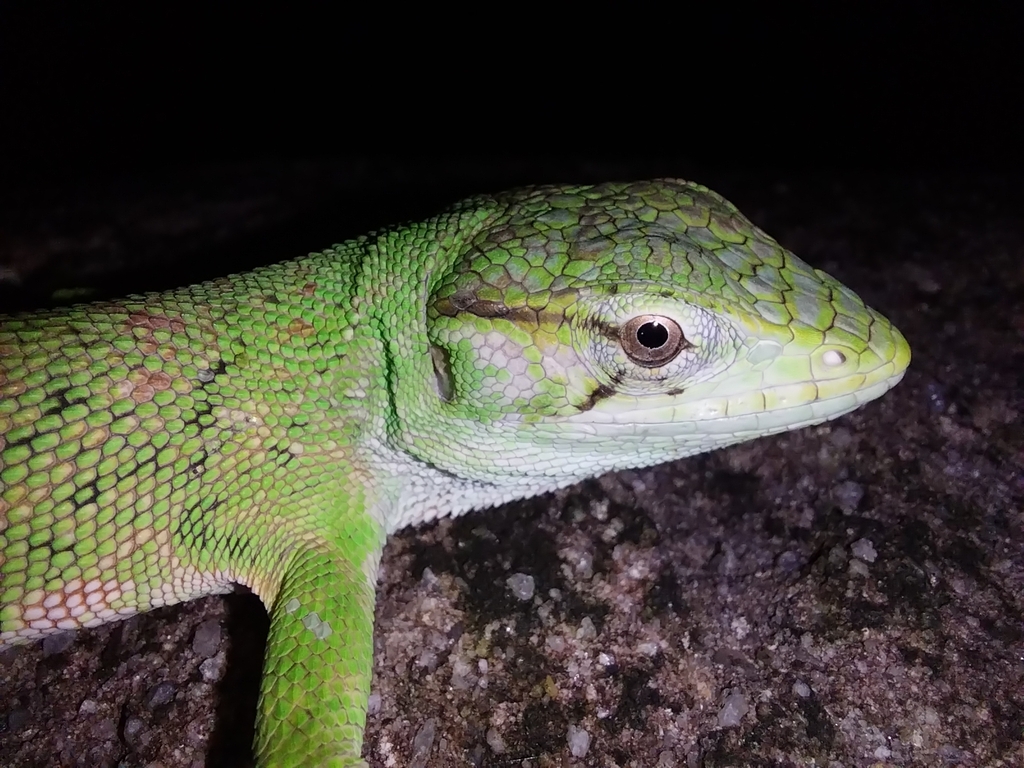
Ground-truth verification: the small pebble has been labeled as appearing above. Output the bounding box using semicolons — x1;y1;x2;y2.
366;692;381;715
775;550;803;574
5;708;31;733
833;480;864;513
192;619;222;658
409;718;437;768
79;699;99;715
567;724;591;757
576;617;597;640
851;538;878;563
200;655;226;683
849;559;871;577
145;681;177;709
717;691;749;727
506;573;535;601
123;716;146;746
486;727;506;754
41;631;76;657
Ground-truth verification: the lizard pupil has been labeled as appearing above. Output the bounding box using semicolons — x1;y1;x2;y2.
636;321;668;349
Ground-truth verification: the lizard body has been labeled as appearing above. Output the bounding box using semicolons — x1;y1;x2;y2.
0;179;910;765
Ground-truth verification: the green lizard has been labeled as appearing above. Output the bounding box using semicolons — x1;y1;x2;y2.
0;179;910;766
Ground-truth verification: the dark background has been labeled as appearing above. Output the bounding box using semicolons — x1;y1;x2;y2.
0;5;1021;307
0;6;1021;184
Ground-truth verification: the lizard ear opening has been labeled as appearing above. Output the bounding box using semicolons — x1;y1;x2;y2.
430;343;454;402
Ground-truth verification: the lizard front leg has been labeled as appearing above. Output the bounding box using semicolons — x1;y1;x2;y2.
251;518;384;768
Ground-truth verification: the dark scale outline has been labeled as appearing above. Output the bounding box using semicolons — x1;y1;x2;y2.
575;370;626;413
188;449;208;477
176;500;212;553
38;386;74;415
69;479;100;526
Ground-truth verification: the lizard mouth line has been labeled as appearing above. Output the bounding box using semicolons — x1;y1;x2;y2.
560;368;908;429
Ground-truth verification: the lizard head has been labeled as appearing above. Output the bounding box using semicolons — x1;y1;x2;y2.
405;179;910;490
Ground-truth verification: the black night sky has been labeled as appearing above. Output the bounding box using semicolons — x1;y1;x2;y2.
0;7;1020;185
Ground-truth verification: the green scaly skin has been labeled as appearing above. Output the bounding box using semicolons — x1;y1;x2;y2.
0;180;911;766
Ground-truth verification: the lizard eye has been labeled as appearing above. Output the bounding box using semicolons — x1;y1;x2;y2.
619;315;688;367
